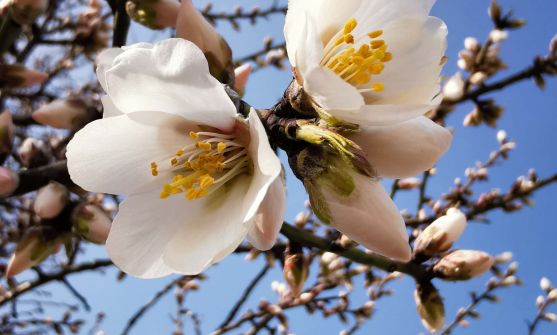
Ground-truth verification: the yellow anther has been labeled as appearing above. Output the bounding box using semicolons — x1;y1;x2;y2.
171;158;178;166
197;141;212;151
176;149;185;156
368;30;383;39
217;142;227;153
371;83;385;92
151;169;158;177
381;52;393;62
370;40;385;49
189;131;199;139
322;17;393;90
343;18;358;34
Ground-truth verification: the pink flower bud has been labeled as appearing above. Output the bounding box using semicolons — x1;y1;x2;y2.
18;137;47;167
126;0;180;29
33;182;69;219
0;167;18;197
32;98;89;130
176;0;233;81
0;64;48;89
414;208;467;256
72;204;111;244
234;63;252;96
6;227;63;277
283;253;308;297
434;250;494;281
397;177;421;190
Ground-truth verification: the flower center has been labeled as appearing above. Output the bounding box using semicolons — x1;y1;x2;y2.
320;18;392;93
150;131;249;201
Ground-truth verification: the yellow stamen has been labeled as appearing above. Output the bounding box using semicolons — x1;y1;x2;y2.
371;83;385;92
368;30;383;39
343;18;358;34
189;131;199;139
217;142;227;153
321;18;393;92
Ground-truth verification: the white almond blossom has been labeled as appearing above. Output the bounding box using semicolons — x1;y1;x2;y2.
67;38;284;278
284;0;453;262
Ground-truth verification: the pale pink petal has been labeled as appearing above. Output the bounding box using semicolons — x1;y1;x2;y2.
350;116;452;179
322;174;411;262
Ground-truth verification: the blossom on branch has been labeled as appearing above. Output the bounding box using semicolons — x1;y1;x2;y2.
67;39;284;278
282;0;454;262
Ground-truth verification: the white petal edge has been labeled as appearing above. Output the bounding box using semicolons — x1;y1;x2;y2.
104;38;237;132
350;116;452;179
322;174;411;262
248;177;286;251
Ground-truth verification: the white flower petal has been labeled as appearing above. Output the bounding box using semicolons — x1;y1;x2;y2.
353;0;436;31
106;192;196;278
284;10;324;74
242;111;283;223
248;178;286;251
67;111;196;196
286;0;361;48
322;174;411;262
370;17;447;106
330;101;437;126
104;38;237;131
96;48;123;92
162;176;251;274
350;116;452;179
304;65;365;111
100;95;122;118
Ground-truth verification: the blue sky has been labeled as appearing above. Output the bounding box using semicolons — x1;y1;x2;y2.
4;0;557;334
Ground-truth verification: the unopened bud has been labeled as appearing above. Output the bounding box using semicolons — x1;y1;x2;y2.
415;283;445;333
0;64;48;89
545;313;557;322
284;252;308;296
397;177;421;190
299;292;314;304
550;35;557;56
176;0;233;84
464;37;480;51
541;277;553;291
443;72;465;101
537;295;546;308
233;63;252;97
3;0;48;25
548;289;557;302
33;182;69;219
497;130;507;144
490;29;509;43
414;208;467;256
72;204;112;244
5;227;64;277
469;71;487;85
267;304;282;315
32;98;90;130
434;250;494;281
0;111;14;160
126;0;180;29
0;167;18;197
18;137;47;167
495;251;513;263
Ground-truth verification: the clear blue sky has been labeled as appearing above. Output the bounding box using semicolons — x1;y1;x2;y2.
6;0;557;334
